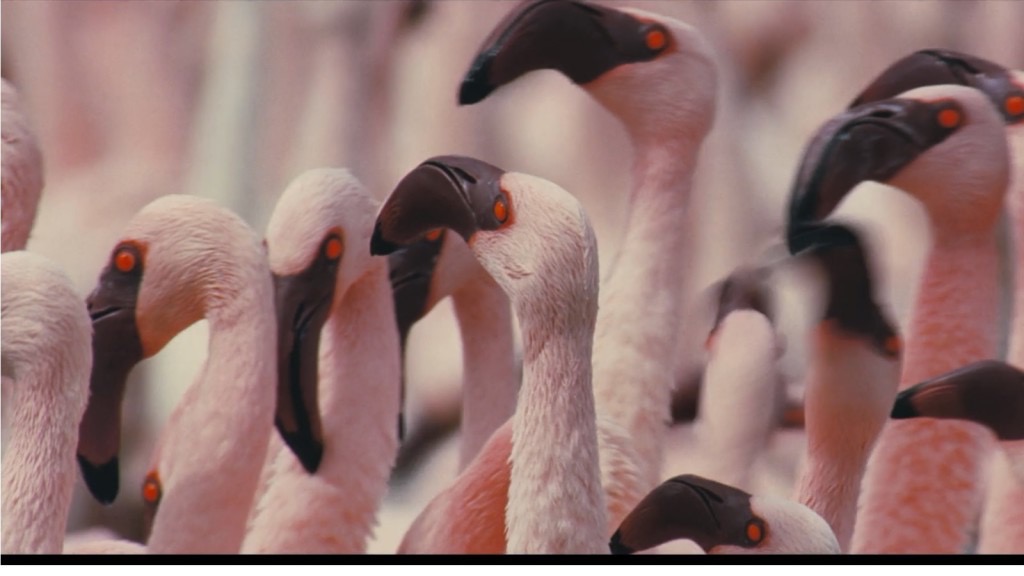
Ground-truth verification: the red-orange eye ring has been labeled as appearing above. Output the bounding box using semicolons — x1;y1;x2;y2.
884;335;902;357
645;28;667;52
115;249;137;273
142;471;162;505
1007;95;1024;117
745;519;764;544
937;107;961;129
493;198;508;224
425;229;443;242
324;236;343;261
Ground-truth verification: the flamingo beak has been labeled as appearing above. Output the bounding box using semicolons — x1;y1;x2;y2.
850;49;1024;125
458;0;668;105
78;269;145;504
387;232;446;440
370;155;508;255
611;474;765;554
786;98;963;253
272;259;338;474
891;360;1024;441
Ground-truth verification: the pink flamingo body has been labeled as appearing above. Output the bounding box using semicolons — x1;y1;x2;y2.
1;81;44;253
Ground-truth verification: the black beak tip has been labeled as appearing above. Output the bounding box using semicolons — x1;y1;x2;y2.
458;73;494;106
77;454;120;505
370;225;401;256
609;531;633;555
890;392;920;419
281;432;324;474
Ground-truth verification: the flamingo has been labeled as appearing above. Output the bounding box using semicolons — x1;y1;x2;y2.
241;168;400;553
610;474;840;555
1;252;90;554
891;360;1024;482
788;223;902;552
692;266;785;492
74;195;282;553
1;80;44;253
458;0;718;530
787;85;1010;553
371;155;608;554
837;48;1024;557
389;229;518;470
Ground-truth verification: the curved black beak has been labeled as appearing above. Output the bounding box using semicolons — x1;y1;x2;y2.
610;474;765;554
459;0;668;105
387;232;446;440
371;155;508;256
786;98;963;252
78;254;145;505
793;223;900;360
272;236;341;474
892;360;1024;441
850;49;1024;125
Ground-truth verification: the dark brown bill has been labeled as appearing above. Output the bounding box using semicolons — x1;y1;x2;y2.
786;98;963;252
850;49;1024;125
610;474;765;554
271;232;342;474
891;360;1024;440
77;244;145;504
793;223;900;360
459;0;669;105
387;231;446;440
707;266;773;343
370;155;508;255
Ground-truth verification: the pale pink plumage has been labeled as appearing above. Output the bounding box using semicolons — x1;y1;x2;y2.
1;81;44;253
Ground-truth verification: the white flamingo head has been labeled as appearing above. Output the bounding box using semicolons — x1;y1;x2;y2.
77;194;268;504
457;0;717;142
261;168;382;473
610;474;840;555
371;155;598;328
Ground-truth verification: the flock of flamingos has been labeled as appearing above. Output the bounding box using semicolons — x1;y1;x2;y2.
3;0;1024;556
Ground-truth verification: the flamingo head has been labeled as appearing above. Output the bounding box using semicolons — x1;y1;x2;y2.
263;168;383;473
458;0;717;141
787;85;1008;248
78;195;267;503
371;155;598;328
610;474;840;554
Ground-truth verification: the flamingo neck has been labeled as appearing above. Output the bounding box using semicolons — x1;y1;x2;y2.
796;322;899;553
245;261;400;553
148;275;275;554
1;361;85;554
452;275;517;470
592;137;700;497
852;233;999;553
506;315;606;554
1003;126;1024;362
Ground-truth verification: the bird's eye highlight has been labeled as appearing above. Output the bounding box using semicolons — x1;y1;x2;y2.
142;471;162;505
1006;94;1024;117
645;27;667;52
114;248;137;273
493;198;509;224
937;107;962;129
745;519;765;545
324;235;343;261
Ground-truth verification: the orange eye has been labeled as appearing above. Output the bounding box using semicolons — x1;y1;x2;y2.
425;229;442;242
884;335;902;356
324;236;343;261
645;28;667;51
493;198;508;223
142;471;162;504
1007;95;1024;117
746;520;764;544
937;108;961;129
115;249;137;273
